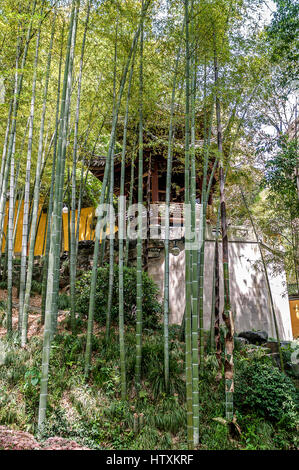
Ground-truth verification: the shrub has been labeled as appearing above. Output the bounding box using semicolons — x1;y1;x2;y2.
57;293;71;310
76;264;161;329
235;360;299;428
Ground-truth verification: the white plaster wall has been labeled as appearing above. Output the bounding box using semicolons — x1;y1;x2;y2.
148;241;293;340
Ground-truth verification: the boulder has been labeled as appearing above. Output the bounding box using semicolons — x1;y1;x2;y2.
234;337;249;348
238;330;268;345
267;340;291;354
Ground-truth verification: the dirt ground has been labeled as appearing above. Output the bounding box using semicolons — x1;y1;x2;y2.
0;288;67;339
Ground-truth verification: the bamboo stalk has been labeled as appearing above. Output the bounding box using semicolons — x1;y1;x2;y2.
84;0;150;378
21;6;55;346
70;0;90;334
184;0;194;449
38;0;79;433
118;46;136;399
135;2;144;388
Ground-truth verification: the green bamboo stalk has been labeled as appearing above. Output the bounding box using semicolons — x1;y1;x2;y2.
214;236;222;380
105;17;118;342
38;0;79;433
163;24;183;394
5;45;21;326
19;1;45;337
84;1;150;378
21;7;55;346
41;19;64;323
118;47;136;399
198;61;212;371
105;155;115;340
0;99;13;196
190;53;199;445
0;1;37;253
70;0;90;334
184;0;194;449
135;2;144;389
51;0;79;336
7;132;16;334
124;146;136;266
13;188;24;249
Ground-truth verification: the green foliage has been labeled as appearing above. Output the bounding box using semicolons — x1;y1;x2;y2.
76;264;161;329
0;330;299;449
30;280;42;295
235;359;299;428
140;333;185;399
89;327;184;400
265;137;299;216
63;169;102;209
267;0;299;82
57;293;71;310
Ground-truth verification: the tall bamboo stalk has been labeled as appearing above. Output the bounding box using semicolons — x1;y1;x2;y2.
0;1;37;254
21;8;55;346
38;0;79;433
184;0;194;449
6;132;16;334
19;0;45;335
84;1;150;378
198;63;213;371
135;2;144;389
190;56;199;446
6;42;21;332
70;0;90;334
0;99;13;196
51;2;79;336
124;147;136;266
105;17;118;342
163;26;182;394
41;19;64;323
118;47;135;399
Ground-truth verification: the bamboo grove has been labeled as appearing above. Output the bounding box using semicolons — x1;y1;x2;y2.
0;0;295;450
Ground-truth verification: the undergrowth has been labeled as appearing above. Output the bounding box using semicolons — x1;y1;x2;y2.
0;324;298;450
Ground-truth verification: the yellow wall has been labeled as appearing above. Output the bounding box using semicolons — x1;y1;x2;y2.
2;203;106;256
289;299;299;339
62;207;117;251
1;201;47;256
62;207;96;251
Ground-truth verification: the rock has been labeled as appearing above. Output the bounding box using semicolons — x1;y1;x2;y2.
234;337;249;348
238;330;268;345
266;340;291;353
268;352;282;369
